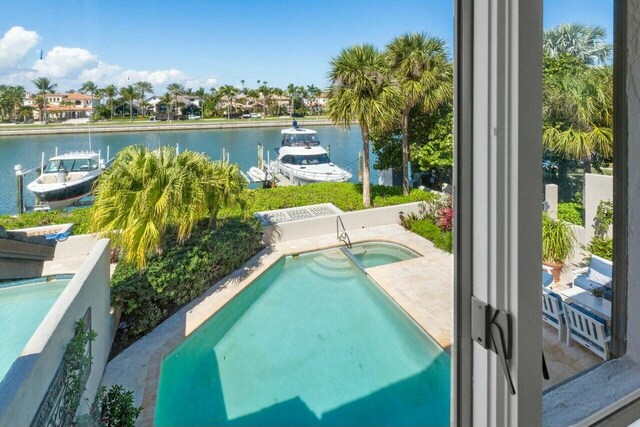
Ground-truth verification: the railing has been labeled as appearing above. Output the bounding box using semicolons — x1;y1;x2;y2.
336;215;352;248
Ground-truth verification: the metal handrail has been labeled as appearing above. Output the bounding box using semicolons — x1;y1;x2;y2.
336;215;352;248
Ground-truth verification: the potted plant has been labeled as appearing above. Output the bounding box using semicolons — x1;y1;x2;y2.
591;288;604;305
542;213;576;282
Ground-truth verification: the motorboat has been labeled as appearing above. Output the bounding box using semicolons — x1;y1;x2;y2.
274;125;352;185
27;152;104;210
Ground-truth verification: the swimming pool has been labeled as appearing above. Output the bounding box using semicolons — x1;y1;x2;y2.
155;248;449;426
348;242;419;268
0;277;70;382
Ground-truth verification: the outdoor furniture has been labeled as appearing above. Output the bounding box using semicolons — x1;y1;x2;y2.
562;302;610;361
542;265;554;288
542;289;565;341
560;287;611;321
573;255;613;300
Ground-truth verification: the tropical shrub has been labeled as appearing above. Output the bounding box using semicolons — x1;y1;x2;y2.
542;213;576;264
587;236;613;261
92;385;142;427
90;145;246;268
110;219;262;348
593;199;613;238
557;202;583;225
400;197;453;252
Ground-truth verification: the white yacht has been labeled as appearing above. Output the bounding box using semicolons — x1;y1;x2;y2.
274;125;352;185
27;152;104;210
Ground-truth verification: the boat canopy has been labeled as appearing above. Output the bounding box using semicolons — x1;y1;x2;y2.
281;127;320;147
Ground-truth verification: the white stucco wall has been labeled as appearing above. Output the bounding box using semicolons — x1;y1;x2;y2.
584;173;613;240
0;237;112;426
261;202;426;245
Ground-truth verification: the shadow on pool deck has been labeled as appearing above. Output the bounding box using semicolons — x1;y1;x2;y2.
155;348;450;427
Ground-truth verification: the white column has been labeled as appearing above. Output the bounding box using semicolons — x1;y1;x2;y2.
456;1;543;425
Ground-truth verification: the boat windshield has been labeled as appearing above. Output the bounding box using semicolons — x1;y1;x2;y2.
282;133;320;146
282;154;331;165
44;159;97;173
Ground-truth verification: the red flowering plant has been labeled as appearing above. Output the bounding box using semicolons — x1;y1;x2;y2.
436;206;453;232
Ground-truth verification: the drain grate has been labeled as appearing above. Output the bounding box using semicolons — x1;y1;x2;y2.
254;203;344;225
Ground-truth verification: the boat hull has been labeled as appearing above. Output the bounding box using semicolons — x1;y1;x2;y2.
29;174;99;209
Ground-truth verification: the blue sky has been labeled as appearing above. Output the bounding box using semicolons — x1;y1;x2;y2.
0;0;612;92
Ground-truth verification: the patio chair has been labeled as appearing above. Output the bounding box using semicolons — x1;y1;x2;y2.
542;265;554;288
573;255;613;300
562;302;610;361
542;289;565;341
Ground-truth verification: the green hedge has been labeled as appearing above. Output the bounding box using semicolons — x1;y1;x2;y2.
0;208;91;234
110;219;263;350
557;202;583;226
408;218;453;253
0;183;435;232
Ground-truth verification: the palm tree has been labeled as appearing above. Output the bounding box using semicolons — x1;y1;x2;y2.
119;85;138;122
543;23;612;65
218;85;239;119
90;145;246;268
160;93;173;118
543;66;613;174
134;81;154;118
166;83;185;120
80;80;99;121
286;83;296;115
194;87;206;117
32;77;57;124
327;44;402;207
101;85;118;120
386;33;453;195
306;84;320;115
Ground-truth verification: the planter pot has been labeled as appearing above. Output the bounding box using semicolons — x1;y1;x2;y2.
594;296;604;305
544;262;563;283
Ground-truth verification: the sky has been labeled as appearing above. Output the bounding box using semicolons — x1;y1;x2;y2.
0;0;612;93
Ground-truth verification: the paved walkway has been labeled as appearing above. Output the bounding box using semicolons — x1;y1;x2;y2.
101;224;453;426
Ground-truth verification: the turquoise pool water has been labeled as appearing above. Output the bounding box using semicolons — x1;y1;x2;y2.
0;278;70;381
155;249;450;426
348;242;419;268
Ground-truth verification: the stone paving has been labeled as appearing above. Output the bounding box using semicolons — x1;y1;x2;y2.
101;224;453;426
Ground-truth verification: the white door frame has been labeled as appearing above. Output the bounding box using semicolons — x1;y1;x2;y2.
454;1;543;425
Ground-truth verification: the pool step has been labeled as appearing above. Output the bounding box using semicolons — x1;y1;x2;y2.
306;253;354;279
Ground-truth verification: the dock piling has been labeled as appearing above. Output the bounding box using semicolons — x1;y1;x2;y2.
15;165;23;215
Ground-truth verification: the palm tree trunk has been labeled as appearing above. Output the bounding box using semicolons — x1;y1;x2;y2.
209;206;219;229
582;155;592;174
43;95;47;124
110;98;114;120
401;108;410;196
361;125;371;207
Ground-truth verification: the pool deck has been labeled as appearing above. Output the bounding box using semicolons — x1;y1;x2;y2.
101;224;453;426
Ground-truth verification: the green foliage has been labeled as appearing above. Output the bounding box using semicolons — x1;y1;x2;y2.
407;219;453;253
587;236;613;261
92;385;142;427
91;145;247;268
543;53;586;79
557;202;583;225
66;319;97;424
110;219;263;343
400;197;453;253
0;183;434;236
0;208;91;234
542;213;576;264
593;199;613;238
371;104;453;172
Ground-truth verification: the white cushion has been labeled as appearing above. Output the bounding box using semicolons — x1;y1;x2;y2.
588;269;612;287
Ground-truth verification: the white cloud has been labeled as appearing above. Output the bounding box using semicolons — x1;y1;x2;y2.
0;27;217;92
34;46;98;78
0;26;40;71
